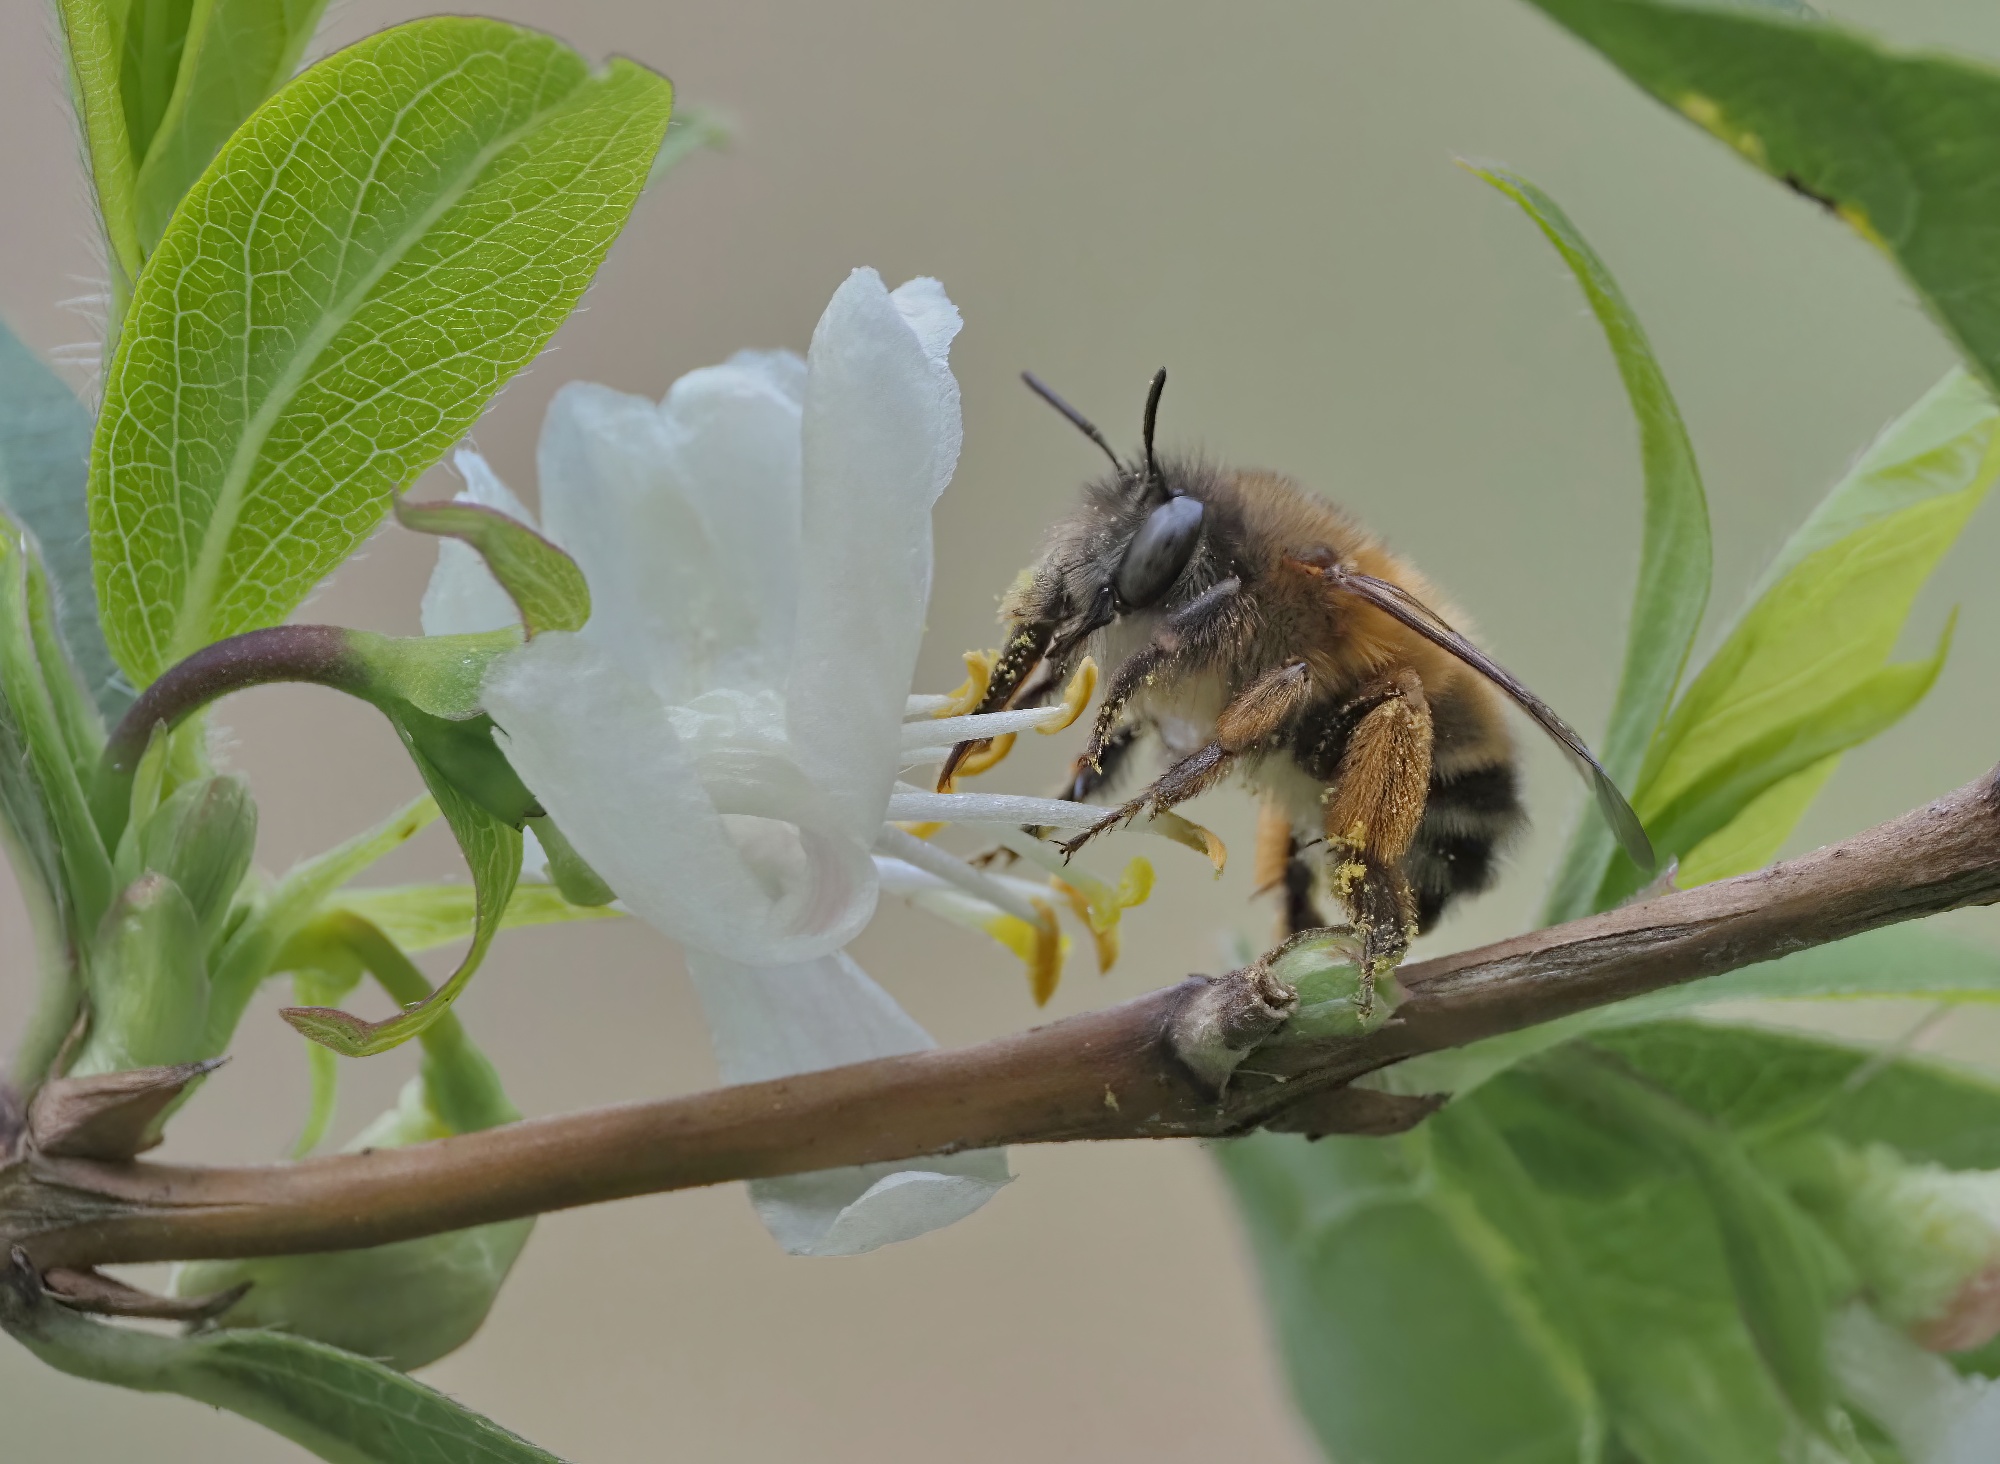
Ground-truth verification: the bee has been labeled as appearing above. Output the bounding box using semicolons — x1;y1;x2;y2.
943;370;1654;1006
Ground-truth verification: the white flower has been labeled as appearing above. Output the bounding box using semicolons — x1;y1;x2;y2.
420;269;1138;1255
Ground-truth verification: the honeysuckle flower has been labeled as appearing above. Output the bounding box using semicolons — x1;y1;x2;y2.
420;268;1161;1255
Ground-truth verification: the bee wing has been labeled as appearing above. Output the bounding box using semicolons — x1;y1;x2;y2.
1331;568;1657;872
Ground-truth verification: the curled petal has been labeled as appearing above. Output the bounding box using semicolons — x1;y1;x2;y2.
684;948;1009;1254
485;634;875;965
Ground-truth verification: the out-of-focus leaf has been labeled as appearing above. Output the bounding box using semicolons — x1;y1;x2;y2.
1585;376;1995;908
1460;166;1712;928
1217;1130;1605;1463
1522;0;2000;394
323;880;621;955
91;17;674;684
1380;923;2000;1101
130;0;332;251
393;498;589;637
0;1257;565;1464
645;102;731;189
1676;753;1837;887
0;318;128;721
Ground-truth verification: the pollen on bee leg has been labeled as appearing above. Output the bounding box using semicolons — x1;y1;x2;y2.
1036;657;1099;735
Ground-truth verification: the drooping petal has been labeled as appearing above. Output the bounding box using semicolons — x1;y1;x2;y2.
484;633;876;964
683;947;1010;1255
787;271;964;845
418;450;537;637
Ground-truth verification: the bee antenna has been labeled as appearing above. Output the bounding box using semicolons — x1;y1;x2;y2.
1021;371;1125;475
1141;368;1168;494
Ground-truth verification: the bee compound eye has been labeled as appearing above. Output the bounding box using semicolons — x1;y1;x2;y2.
1114;495;1206;607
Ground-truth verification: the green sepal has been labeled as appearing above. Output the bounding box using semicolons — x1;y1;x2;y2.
393;496;590;636
1;1255;564;1463
525;816;618;907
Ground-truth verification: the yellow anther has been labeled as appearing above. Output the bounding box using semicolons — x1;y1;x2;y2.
952;731;1016;780
984;897;1067;1006
894;821;947;840
1049;856;1154;975
1037;657;1098;735
935;649;999;719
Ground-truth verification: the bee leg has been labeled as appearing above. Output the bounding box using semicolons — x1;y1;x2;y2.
1061;725;1138;803
1321;668;1434;1014
1074;575;1246;772
1061;659;1312;858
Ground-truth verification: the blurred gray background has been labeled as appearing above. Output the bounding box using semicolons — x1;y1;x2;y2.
5;0;2000;1459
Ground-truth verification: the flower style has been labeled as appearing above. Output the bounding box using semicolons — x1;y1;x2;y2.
422;269;1159;1255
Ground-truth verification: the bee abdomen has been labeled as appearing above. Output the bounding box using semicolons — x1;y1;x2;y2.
1404;760;1524;931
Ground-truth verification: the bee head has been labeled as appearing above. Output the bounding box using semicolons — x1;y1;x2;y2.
1021;368;1207;612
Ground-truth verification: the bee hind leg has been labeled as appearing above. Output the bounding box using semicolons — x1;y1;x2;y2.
1321;667;1434;1016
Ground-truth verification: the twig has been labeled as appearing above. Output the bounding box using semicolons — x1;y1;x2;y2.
4;768;1997;1272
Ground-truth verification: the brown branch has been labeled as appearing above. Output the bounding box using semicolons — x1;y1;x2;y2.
6;768;1998;1272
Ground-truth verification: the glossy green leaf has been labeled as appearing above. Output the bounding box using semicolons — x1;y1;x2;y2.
0;318;129;720
1522;0;2000;393
0;1257;565;1464
281;722;522;1056
1461;165;1712;928
323;879;619;955
1217;1129;1603;1463
1583;379;1995;908
130;0;332;251
394;497;590;636
91;17;674;684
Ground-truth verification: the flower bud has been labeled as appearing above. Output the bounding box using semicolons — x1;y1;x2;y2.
1262;929;1397;1041
69;873;209;1080
137;775;257;943
1784;1137;2000;1353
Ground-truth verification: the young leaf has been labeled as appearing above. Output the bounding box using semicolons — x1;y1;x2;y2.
91;17;674;684
0;318;129;720
322;880;620;955
0;1256;566;1464
130;0;333;252
52;0;145;306
1458;166;1712;928
1521;0;2000;394
393;497;590;636
1585;380;1995;909
281;720;523;1057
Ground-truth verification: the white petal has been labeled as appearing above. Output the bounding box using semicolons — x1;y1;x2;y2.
684;947;1009;1255
536;367;806;702
786;269;965;845
484;633;876;964
418;450;537;637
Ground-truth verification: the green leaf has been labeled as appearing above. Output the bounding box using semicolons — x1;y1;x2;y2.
1584;378;1995;908
0;317;129;721
53;0;145;306
0;1257;566;1464
91;17;674;684
1521;0;2000;394
1459;165;1713;928
281;720;523;1056
322;879;620;955
393;496;590;636
130;0;332;252
1217;1129;1604;1464
1676;753;1837;887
